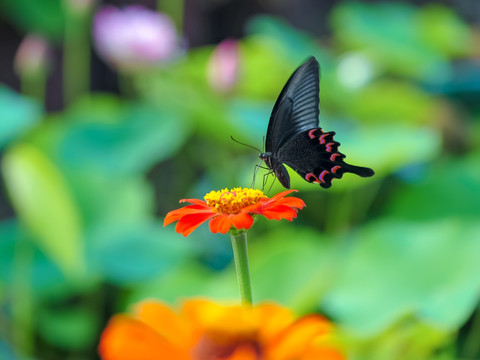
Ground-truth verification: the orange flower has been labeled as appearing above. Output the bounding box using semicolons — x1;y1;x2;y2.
99;299;345;360
164;188;305;236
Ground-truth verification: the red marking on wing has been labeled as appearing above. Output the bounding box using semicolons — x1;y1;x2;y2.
308;129;317;139
305;172;320;184
331;165;341;174
330;153;340;161
319;170;329;183
319;133;329;144
326;143;335;152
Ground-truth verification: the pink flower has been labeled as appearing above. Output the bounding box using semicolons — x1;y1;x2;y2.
207;39;240;92
14;34;51;76
93;5;179;70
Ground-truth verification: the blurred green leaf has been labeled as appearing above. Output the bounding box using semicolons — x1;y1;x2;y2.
348;81;436;125
59;98;189;175
89;222;193;285
386;154;480;220
331;2;451;81
67;173;153;228
126;262;219;307
38;306;99;350
0;86;42;149
245;15;333;66
0;219;80;296
417;4;473;57
0;0;64;40
2;143;84;277
323;218;480;335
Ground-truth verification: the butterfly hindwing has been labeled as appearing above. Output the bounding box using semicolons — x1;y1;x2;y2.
266;57;320;154
277;128;373;189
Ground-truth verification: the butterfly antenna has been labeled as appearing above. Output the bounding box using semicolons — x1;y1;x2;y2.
230;136;262;153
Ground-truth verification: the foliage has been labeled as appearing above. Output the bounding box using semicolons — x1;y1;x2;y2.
0;1;479;359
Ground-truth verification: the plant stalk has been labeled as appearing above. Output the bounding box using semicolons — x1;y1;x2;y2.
230;231;253;305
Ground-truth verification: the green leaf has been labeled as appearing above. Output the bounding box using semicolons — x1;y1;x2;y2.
60;98;189;175
386;154;480;220
0;86;42;149
89;222;193;285
0;0;64;40
323;218;480;335
331;2;450;80
417;4;473;57
38;306;99;350
2;143;84;277
348;80;436;126
0;219;68;294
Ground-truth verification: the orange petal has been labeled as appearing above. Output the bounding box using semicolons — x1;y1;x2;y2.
98;315;188;360
255;303;295;343
134;301;193;348
179;198;208;206
301;347;345;360
164;205;213;226
182;299;229;329
262;189;297;205
227;344;261;360
175;212;217;236
266;315;334;360
255;205;298;220
274;197;306;209
209;214;234;234
230;213;254;230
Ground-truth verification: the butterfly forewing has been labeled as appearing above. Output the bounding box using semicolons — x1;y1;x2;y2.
266;57;320;154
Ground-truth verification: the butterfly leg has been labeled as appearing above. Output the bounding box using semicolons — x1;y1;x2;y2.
266;174;277;194
251;160;270;188
262;170;274;192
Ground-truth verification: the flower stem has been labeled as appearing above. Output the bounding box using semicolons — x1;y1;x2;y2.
230;231;253;305
63;2;91;105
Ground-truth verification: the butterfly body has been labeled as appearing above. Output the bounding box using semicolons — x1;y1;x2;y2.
260;57;374;189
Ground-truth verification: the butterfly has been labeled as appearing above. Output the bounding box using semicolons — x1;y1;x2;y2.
259;56;374;189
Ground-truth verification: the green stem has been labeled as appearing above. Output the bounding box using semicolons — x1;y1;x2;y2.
63;4;91;105
12;235;34;357
157;0;184;36
20;72;47;104
230;231;253;305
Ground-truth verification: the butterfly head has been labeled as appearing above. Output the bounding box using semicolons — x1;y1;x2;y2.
259;153;291;189
259;152;272;167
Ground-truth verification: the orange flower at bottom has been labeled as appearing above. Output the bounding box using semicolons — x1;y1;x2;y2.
99;299;345;360
164;188;305;236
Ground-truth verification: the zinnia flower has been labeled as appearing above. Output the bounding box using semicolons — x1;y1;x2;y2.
93;5;179;70
99;299;345;360
164;188;305;236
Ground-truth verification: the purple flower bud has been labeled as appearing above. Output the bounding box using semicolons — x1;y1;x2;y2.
14;34;51;76
93;5;179;71
207;39;240;93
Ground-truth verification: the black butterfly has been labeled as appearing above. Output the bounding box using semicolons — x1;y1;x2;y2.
259;56;374;189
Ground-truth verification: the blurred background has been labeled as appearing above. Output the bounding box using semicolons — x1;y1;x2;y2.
1;0;480;359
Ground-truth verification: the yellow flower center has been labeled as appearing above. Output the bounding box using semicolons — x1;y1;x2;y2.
204;188;267;215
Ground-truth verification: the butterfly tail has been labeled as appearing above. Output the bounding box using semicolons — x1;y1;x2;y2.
342;163;375;178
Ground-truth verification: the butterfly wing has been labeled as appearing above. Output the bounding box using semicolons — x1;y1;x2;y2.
265;57;320;154
277;128;375;188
